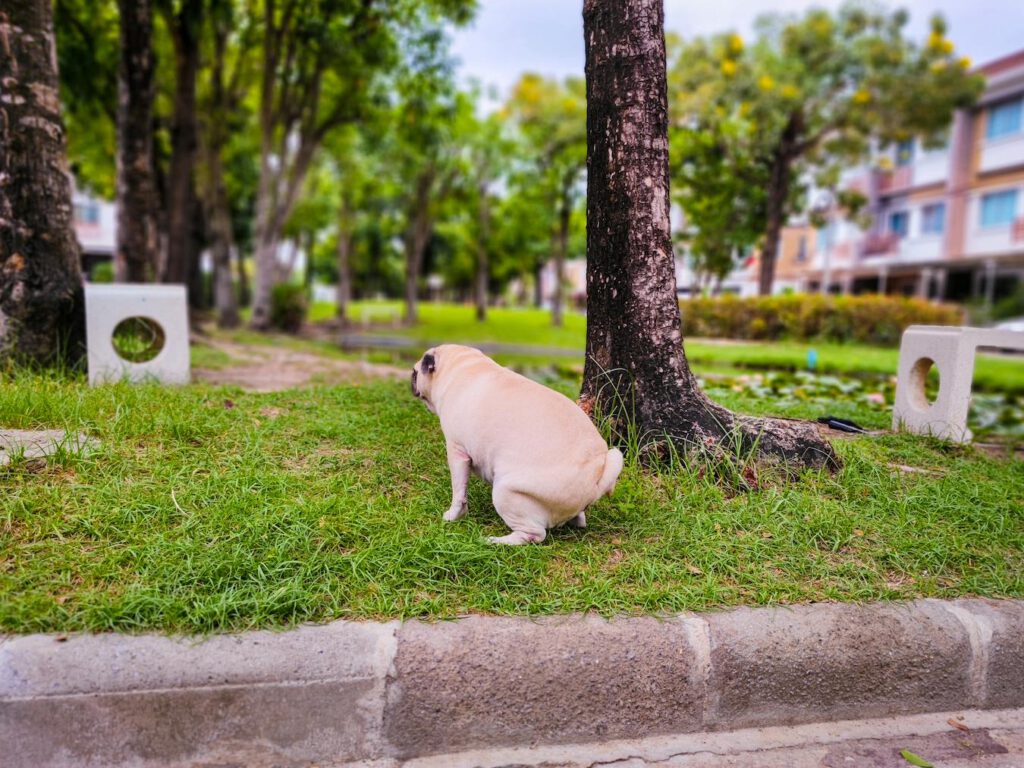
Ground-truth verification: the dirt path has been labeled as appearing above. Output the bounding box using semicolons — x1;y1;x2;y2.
192;336;407;392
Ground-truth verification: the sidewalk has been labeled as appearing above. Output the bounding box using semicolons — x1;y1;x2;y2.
2;598;1022;766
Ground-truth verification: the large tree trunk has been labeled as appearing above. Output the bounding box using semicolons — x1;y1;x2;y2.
114;0;159;283
0;2;85;366
475;182;490;322
580;0;837;471
162;0;202;308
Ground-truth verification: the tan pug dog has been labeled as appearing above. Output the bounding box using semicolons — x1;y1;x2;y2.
411;344;623;545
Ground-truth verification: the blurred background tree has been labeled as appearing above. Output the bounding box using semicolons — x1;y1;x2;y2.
37;0;989;341
669;2;984;295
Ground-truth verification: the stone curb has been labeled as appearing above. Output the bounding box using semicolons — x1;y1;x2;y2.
1;598;1022;766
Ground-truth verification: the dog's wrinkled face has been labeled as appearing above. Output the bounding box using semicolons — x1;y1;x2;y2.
410;350;438;411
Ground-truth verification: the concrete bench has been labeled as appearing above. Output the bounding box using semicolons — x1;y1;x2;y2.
893;325;1024;443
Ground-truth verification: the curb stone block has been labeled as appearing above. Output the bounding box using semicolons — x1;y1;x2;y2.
949;598;1024;710
0;681;377;767
384;614;704;758
0;621;398;767
704;600;972;729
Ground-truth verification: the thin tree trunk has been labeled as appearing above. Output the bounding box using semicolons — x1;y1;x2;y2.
533;261;544;308
475;182;490;322
403;168;434;326
552;181;572;327
335;190;353;331
236;246;251;307
758;121;798;296
201;17;239;328
580;0;837;470
0;3;85;365
205;147;238;327
162;0;202;307
114;0;159;282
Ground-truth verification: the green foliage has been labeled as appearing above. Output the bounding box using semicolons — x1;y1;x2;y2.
269;283;308;334
502;74;588;277
679;294;963;345
670;120;768;286
54;0;119;196
993;284;1024;322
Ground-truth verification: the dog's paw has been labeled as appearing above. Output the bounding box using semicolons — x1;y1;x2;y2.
443;505;466;522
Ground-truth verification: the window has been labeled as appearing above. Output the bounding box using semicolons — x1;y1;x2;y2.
816;222;836;251
980;190;1019;228
888;210;910;238
895;139;915;166
74;203;100;225
796;236;808;262
986;99;1022;140
921;202;946;235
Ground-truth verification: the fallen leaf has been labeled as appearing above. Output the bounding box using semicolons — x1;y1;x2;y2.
223;399;235;410
686;564;703;575
948;718;970;732
55;634;68;642
900;749;934;767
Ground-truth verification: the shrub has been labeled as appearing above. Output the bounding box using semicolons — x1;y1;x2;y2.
270;283;308;334
679;294;963;346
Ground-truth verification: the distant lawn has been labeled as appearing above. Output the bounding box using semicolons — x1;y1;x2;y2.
322;300;1024;393
2;365;1021;634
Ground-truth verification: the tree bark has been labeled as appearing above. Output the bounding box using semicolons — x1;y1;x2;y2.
114;0;159;283
335;192;353;333
0;3;85;366
161;0;202;308
580;0;837;471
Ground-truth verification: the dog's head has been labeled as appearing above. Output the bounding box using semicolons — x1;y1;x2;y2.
410;348;438;411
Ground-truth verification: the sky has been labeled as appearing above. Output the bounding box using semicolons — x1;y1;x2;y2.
450;0;1024;103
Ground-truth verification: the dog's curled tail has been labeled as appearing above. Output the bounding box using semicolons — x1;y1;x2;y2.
598;447;624;498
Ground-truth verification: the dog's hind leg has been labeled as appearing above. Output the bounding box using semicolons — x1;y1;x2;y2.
488;485;548;545
565;511;587;528
443;442;471;522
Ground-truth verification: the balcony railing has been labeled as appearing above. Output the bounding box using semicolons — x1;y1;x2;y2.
861;232;900;257
877;166;912;195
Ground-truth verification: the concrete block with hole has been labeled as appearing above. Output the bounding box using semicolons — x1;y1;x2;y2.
892;324;1024;443
85;283;190;386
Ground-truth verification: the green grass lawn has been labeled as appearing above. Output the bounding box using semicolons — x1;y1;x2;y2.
2;366;1021;634
326;300;1024;393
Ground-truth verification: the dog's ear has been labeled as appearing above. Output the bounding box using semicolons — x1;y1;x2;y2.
422;352;436;374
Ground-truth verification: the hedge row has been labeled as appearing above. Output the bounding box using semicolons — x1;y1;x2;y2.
679;294;964;345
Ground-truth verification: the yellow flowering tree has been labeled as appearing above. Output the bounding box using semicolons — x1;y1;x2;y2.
669;3;984;295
